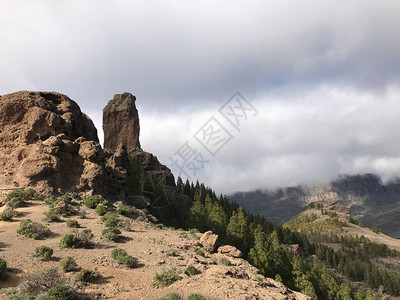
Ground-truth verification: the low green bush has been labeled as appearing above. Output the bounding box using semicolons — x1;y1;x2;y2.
111;248;128;260
95;203;108;216
59;257;77;272
44;195;57;205
0;208;21;221
187;294;207;300
118;255;137;268
83;195;102;209
152;268;182;288
110;248;137;268
218;257;231;266
185;265;200;276
4;188;43;208
117;204;138;217
59;229;93;248
46;284;78;300
34;246;53;261
0;258;7;279
76;268;99;283
101;212;120;228
66;220;80;228
155;292;183;300
102;227;121;242
43;208;61;222
196;249;205;257
17;219;51;239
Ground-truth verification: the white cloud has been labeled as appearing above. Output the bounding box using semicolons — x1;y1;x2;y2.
1;1;400;193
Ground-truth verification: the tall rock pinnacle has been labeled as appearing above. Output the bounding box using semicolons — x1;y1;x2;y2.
103;92;141;151
103;92;175;187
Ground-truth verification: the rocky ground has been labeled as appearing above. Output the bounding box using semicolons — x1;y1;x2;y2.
0;196;306;300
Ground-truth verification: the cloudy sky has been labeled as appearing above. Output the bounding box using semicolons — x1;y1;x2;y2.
1;1;400;194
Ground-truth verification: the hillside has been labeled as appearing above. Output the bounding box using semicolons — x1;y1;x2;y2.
0;191;305;299
284;200;400;298
232;174;400;238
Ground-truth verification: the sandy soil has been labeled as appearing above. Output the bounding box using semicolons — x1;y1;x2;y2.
0;199;306;300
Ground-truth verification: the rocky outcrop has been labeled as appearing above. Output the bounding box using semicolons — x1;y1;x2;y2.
103;92;175;187
200;231;219;252
217;245;243;258
103;93;140;151
0;91;127;196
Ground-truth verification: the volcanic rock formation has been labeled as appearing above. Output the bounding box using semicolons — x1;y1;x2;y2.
103;92;141;151
103;92;175;186
0;91;126;195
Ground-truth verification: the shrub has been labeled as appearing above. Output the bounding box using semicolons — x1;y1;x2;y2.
46;284;78;300
152;268;182;288
43;208;61;222
101;212;120;228
84;195;102;209
44;195;57;205
111;248;137;268
59;257;77;272
187;294;207;300
78;207;87;219
66;220;80;228
0;208;20;221
117;204;138;217
0;258;7;279
372;226;381;234
95;203;107;216
253;275;264;282
218;257;231;266
59;230;93;248
155;224;164;229
17;268;65;295
34;246;53;261
102;227;121;242
111;248;128;260
59;234;75;248
17;219;50;239
118;255;137;268
136;216;146;222
185;265;200;276
76;268;99;283
179;232;187;238
4;188;43;208
155;293;183;300
196;249;205;257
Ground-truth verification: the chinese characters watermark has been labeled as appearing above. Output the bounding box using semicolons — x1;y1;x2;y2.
169;92;257;180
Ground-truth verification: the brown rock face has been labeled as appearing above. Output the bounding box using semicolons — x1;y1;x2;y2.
217;245;243;258
103;92;175;187
103;93;141;151
200;231;219;252
0;91;127;196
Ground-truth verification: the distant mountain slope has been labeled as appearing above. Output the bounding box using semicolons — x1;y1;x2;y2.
231;173;400;238
230;187;307;224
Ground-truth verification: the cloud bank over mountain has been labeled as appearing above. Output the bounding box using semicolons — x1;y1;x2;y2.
1;0;400;193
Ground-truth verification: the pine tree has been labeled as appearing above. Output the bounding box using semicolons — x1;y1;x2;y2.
188;194;207;232
226;207;251;253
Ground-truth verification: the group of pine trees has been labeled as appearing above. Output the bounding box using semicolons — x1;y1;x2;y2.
125;158;399;299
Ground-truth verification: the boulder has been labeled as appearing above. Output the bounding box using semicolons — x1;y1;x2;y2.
200;231;219;252
217;245;243;258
